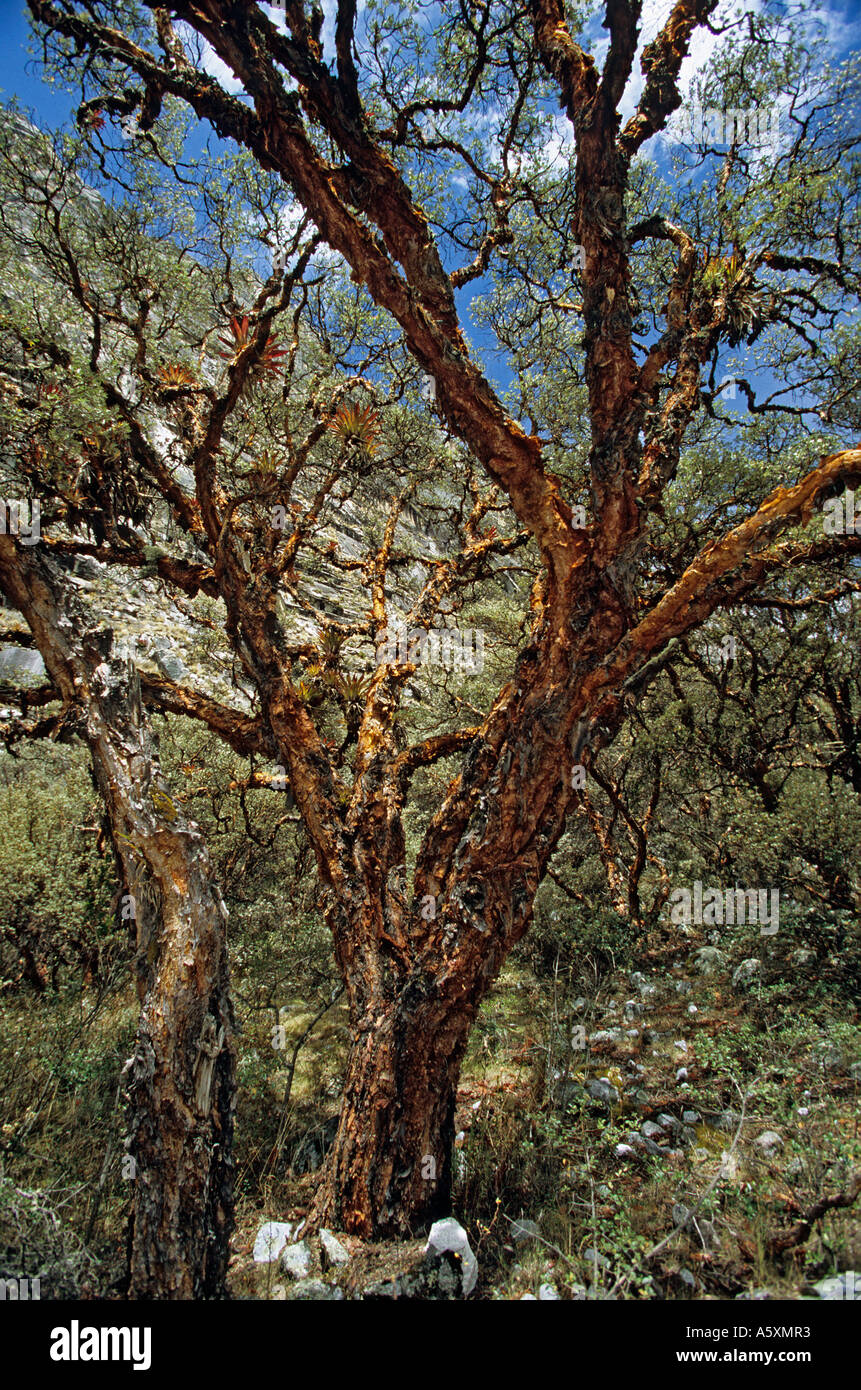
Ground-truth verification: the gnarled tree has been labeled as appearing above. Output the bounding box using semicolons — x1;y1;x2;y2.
0;538;235;1296
2;0;859;1240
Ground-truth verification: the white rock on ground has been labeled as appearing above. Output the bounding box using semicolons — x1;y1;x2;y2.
813;1272;858;1300
253;1221;294;1264
424;1217;478;1296
319;1229;350;1269
692;946;728;977
279;1239;312;1280
753;1130;783;1155
732;959;762;989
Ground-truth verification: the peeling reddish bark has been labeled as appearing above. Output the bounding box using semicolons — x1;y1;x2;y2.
0;538;236;1298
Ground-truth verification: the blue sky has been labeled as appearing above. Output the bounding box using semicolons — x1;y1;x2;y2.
0;2;74;126
4;1;859;154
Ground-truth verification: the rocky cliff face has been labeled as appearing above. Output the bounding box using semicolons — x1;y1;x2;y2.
0;108;508;714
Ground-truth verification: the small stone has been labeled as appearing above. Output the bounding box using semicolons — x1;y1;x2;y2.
582;1249;609;1284
658;1113;681;1131
673;1040;688;1053
676;1067;689;1082
688;1004;698;1015
319;1229;350;1269
538;1282;560;1300
425;1217;478;1297
732;958;762;989
279;1239;312;1280
615;1143;636;1158
253;1220;294;1264
683;1110;701;1124
589;1029;621;1045
810;1042;844;1073
812;1272;859;1300
587;1078;620;1105
0;647;46;680
642;1120;664;1140
790;949;816;969
753;1130;783;1156
680;1268;696;1289
520;1292;537;1300
691;946;728;977
624;999;644;1018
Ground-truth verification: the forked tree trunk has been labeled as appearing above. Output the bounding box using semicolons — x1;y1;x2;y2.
310;673;597;1236
0;539;236;1298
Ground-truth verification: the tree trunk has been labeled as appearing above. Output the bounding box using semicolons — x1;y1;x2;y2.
312;985;476;1236
123;873;235;1298
0;538;236;1298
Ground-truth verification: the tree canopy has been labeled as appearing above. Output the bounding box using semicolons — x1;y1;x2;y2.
0;0;859;1290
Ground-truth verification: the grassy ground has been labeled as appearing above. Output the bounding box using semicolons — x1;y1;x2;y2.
2;916;858;1300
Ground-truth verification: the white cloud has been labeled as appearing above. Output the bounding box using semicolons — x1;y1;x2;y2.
174;21;246;95
539;110;576;171
612;0;860;151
